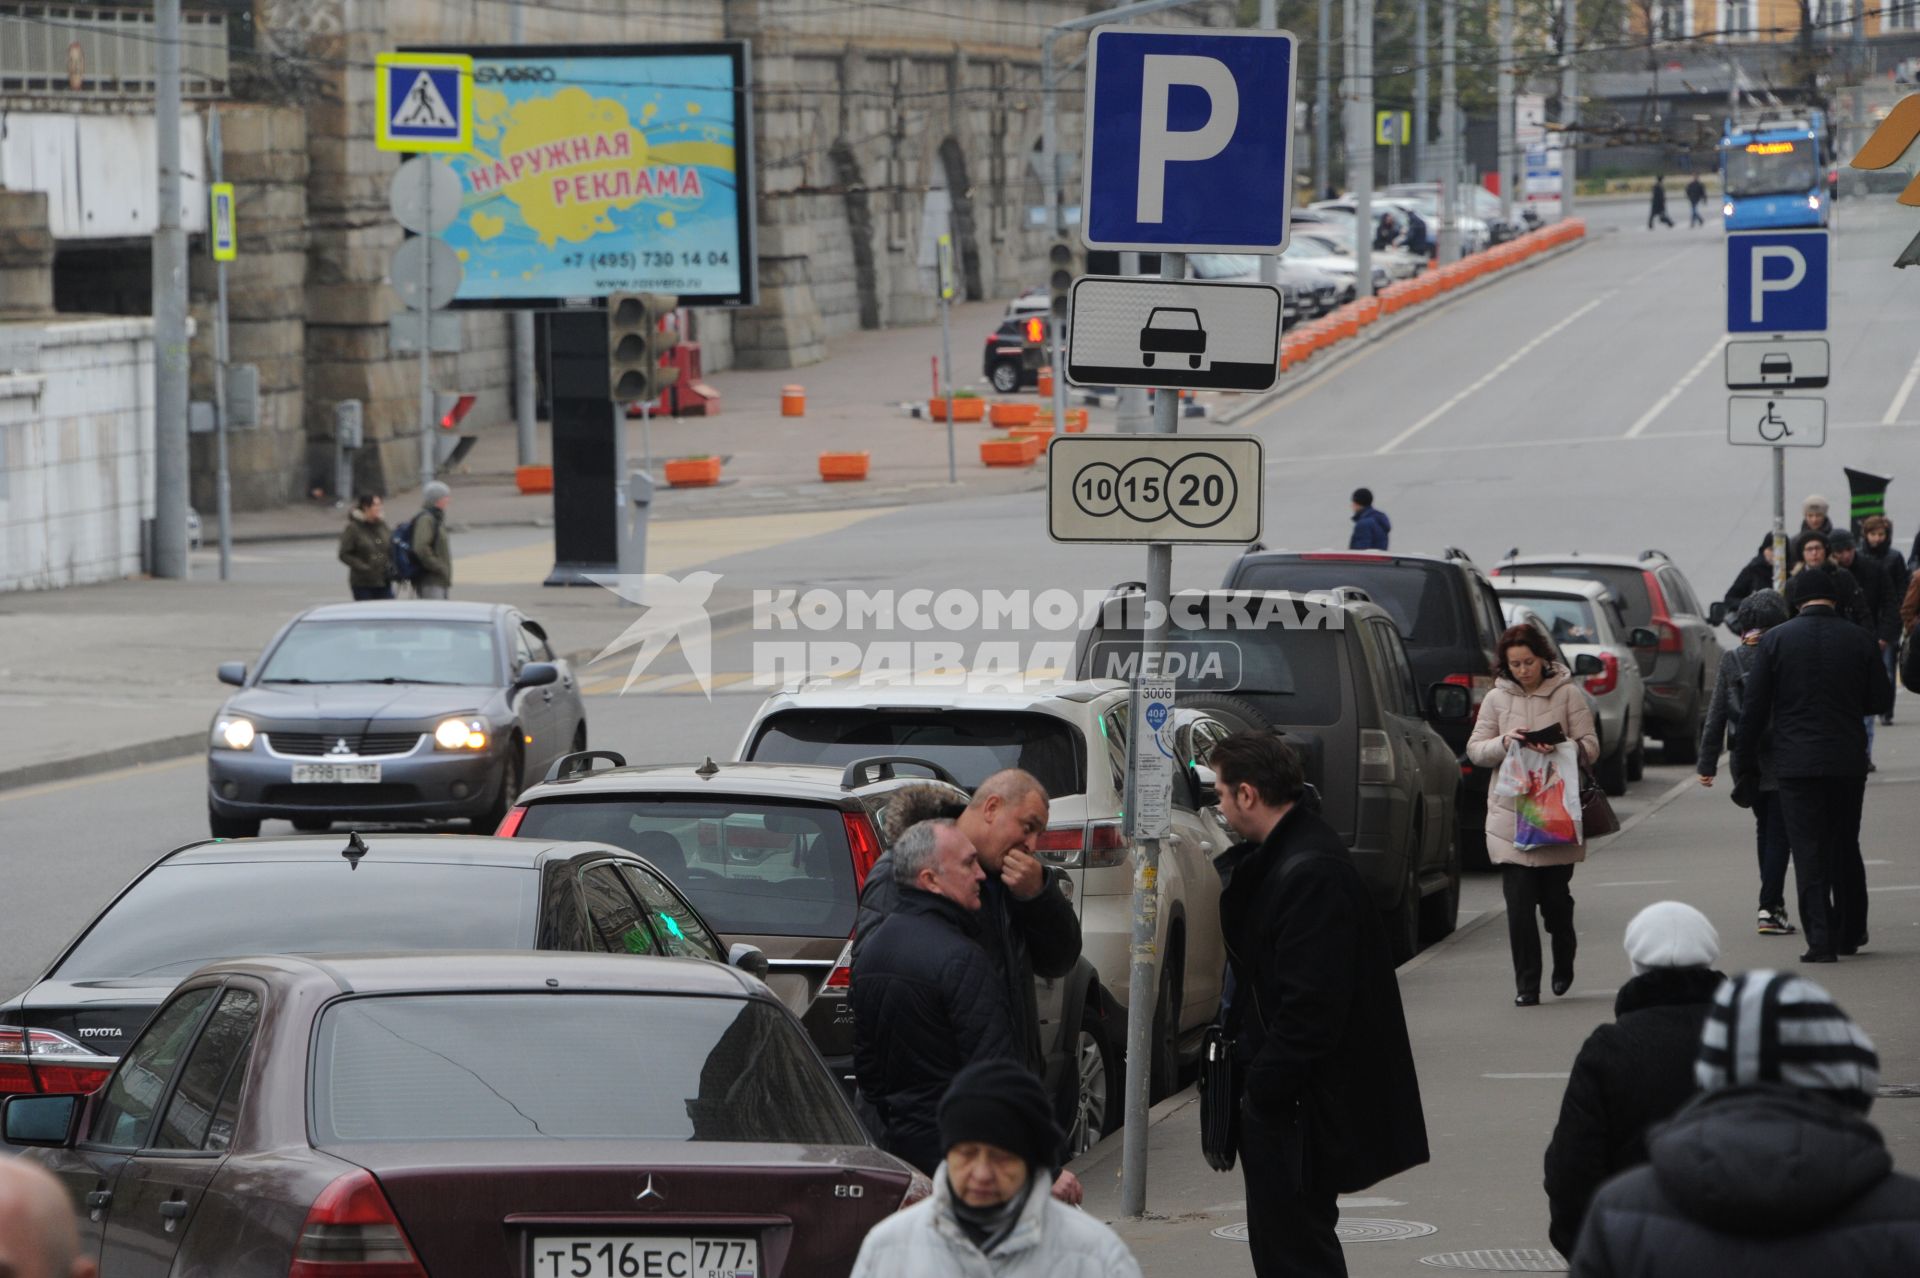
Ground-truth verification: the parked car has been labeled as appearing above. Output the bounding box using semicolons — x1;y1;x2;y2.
737;675;1231;1100
502;752;1121;1155
1076;587;1465;963
1283;233;1390;296
205;601;583;838
1184;252;1317;324
1495;575;1657;794
1493;551;1720;763
983;313;1047;393
0;833;758;1111
6;953;924;1278
1290;225;1424;280
1223;547;1507;868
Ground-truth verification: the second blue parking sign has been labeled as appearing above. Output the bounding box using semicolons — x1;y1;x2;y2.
1081;26;1297;254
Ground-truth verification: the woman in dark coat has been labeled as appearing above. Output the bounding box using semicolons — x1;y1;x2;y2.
1544;901;1723;1256
1697;590;1794;935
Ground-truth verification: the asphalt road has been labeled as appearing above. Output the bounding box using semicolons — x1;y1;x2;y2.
3;198;1916;1266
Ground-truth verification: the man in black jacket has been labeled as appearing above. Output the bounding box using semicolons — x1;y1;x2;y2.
1544;901;1724;1255
1213;732;1428;1277
1719;534;1777;620
1739;569;1893;962
1792;530;1869;627
852;820;1017;1174
1572;971;1920;1276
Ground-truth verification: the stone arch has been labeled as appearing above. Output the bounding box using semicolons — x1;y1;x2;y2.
938;136;984;301
829;138;883;330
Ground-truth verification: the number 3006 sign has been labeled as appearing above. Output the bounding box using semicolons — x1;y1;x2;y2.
1047;436;1263;544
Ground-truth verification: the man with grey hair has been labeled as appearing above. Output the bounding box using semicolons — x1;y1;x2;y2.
853;818;1018;1173
0;1157;100;1278
410;480;453;599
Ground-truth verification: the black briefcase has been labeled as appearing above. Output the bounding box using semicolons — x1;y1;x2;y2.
1198;1025;1240;1172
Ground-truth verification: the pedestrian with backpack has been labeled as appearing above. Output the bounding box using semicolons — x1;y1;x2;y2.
337;493;394;600
407;481;454;599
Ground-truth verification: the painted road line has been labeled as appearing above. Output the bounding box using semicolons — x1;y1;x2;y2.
1483;1072;1572;1080
1623;335;1727;439
1374;295;1610;455
1866;884;1920;893
1593;879;1679;888
1882;346;1920;425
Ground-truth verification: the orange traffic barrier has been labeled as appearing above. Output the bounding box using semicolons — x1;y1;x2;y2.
1037;366;1054;397
819;451;870;481
781;384;806;416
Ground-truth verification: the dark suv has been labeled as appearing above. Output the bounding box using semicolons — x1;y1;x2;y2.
983;315;1047;393
1492;551;1720;764
1222;548;1507;866
1076;587;1467;962
502;753;1120;1157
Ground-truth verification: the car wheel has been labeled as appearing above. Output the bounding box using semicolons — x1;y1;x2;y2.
477;745;523;832
1065;1005;1118;1158
989;362;1019;394
572;721;587;753
1597;740;1629;797
1387;846;1421;966
1418;827;1460;946
1148;949;1182;1102
1663;695;1702;766
291;816;332;833
1188;354;1201;369
1142;352;1156;367
209;808;260;840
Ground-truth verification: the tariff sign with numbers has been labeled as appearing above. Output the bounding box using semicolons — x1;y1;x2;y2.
1047;435;1262;544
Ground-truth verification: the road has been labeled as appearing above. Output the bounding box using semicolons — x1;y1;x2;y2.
3;194;1917;1272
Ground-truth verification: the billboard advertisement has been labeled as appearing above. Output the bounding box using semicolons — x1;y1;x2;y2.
407;42;755;309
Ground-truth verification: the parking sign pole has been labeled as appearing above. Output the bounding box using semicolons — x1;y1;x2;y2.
210;113;233;583
1120;251;1185;1218
418;157;436;487
1773;445;1787;592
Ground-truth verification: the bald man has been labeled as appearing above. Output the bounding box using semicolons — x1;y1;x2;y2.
0;1157;97;1278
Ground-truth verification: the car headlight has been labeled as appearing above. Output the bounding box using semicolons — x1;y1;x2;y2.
1723;203;1734;216
213;717;255;750
434;716;489;751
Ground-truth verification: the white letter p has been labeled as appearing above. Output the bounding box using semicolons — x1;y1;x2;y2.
1136;55;1239;224
1750;246;1806;325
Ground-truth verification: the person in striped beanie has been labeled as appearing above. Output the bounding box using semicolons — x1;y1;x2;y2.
1570;972;1920;1276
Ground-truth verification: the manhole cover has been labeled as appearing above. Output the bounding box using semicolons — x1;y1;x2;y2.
1421;1249;1568;1271
1212;1219;1438;1244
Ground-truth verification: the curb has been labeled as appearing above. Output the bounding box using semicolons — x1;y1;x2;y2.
1213;233;1591;427
2;600;768;796
1068;1084;1201;1179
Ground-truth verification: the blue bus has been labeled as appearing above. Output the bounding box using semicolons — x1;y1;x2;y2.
1720;110;1830;230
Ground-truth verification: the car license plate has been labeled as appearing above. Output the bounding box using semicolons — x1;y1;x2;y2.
530;1237;758;1278
289;763;381;784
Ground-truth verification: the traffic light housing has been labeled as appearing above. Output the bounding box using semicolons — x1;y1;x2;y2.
1047;241;1077;337
606;292;679;402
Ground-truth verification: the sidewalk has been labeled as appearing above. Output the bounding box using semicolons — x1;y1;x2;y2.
1069;736;1920;1276
232;298;1063;543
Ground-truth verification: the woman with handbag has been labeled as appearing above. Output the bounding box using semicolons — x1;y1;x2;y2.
1467;625;1600;1006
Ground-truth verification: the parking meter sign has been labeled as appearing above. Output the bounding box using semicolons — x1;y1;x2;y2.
1067;276;1282;392
1048;435;1262;544
1127;679;1178;840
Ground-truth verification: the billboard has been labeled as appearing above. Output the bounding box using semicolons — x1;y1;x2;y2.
407;42;755;309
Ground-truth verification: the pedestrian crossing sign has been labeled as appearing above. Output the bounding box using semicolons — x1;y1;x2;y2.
375;52;473;154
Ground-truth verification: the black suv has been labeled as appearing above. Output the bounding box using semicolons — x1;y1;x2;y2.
983;315;1047;393
1493;551;1720;764
1222;548;1507;866
1077;587;1467;962
503;753;1121;1157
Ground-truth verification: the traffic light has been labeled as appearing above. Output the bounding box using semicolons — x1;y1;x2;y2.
606;292;679;402
1024;316;1045;344
1047;241;1077;338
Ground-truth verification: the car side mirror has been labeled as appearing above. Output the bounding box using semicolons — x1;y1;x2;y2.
1572;653;1605;678
1707;601;1729;628
217;661;247;687
513;661;559;690
728;943;770;981
1628;627;1660;649
1189;762;1220;809
2;1094;81;1148
1429;683;1471;720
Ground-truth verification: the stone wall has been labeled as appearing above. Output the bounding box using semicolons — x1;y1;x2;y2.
0;318;157;591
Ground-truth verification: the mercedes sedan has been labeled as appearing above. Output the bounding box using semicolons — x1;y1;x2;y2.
206;601;584;837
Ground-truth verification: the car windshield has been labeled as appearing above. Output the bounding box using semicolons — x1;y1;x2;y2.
1726;140;1819;197
1503;594;1602;647
515;799;858;939
1188;253;1258;280
1232;560;1463;649
311;994;863;1145
54;861;538;980
257;620;498;686
1285;238;1335;259
1081;622;1346;725
747;710;1084;798
1509;564;1653;628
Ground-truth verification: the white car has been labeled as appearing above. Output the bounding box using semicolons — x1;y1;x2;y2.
1290;226;1424;281
736;674;1231;1100
1496;576;1653;795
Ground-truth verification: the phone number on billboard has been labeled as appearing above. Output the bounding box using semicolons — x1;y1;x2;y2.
562;251;733;271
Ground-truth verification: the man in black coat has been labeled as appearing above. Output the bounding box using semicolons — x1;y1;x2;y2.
1792;530;1869;628
852;820;1018;1174
1213;731;1428;1277
1572;971;1920;1277
1739;568;1893;962
1720;534;1777;620
1544;901;1724;1255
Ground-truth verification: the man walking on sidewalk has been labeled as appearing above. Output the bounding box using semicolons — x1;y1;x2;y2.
1740;569;1892;963
1213;731;1427;1277
411;481;454;599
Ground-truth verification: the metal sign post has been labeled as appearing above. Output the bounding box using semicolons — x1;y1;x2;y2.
418;158;435;485
208;116;233;581
938;233;956;484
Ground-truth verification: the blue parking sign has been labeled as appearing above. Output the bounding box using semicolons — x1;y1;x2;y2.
1727;229;1828;334
1081;27;1297;254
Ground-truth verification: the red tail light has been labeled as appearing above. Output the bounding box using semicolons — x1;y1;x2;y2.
1584;651;1620;697
901;1170;935;1209
0;1027;112;1097
1444;672;1495;710
1034;822;1127;869
493;805;527;837
289;1170;426;1278
1644;572;1684;653
821;938;854;994
843;813;883;890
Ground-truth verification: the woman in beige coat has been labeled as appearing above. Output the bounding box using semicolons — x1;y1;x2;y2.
1467;625;1600;1006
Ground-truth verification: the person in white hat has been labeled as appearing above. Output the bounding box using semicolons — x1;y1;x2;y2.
1543;902;1724;1255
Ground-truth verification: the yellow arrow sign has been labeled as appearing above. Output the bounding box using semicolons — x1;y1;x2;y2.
1849;92;1920;207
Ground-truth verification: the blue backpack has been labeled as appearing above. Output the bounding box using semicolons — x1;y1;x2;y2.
390;515;421;583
